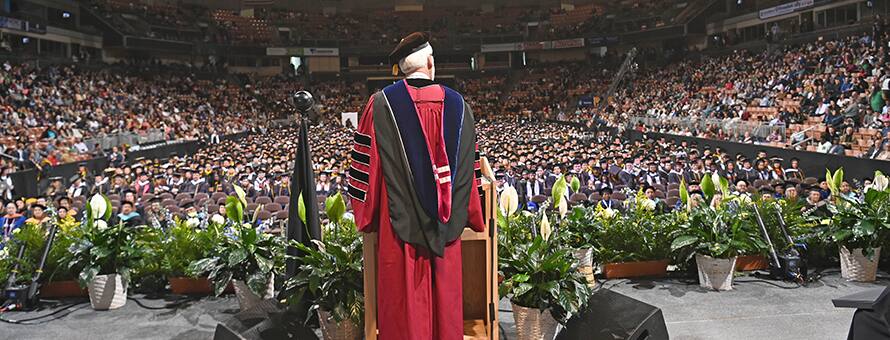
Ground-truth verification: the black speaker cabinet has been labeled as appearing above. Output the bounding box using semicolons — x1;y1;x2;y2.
833;287;890;340
557;289;669;340
211;299;318;340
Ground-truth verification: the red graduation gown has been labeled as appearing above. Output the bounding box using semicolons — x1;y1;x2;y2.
350;81;485;340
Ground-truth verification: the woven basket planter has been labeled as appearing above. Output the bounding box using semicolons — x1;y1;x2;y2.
839;247;881;282
318;309;362;340
233;277;275;312
512;303;559;340
88;274;128;310
572;248;596;288
695;254;736;291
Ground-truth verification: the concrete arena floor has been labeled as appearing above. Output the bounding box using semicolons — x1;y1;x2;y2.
2;271;886;340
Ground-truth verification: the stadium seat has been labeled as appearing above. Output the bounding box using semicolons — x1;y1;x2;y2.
264;203;282;213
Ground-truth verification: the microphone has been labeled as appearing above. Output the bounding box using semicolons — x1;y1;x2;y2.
293;91;314;113
292;91;318;124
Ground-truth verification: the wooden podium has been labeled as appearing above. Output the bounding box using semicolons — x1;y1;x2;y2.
362;180;499;340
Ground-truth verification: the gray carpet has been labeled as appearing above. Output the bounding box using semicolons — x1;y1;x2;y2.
498;271;884;340
2;271;887;340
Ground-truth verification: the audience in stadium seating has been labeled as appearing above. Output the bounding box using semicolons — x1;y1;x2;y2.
599;32;890;158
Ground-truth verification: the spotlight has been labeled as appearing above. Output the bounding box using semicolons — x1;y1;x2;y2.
62;11;71;19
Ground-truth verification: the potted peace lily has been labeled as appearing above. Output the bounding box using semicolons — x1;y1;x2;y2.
163;218;226;295
499;196;591;340
283;193;363;340
188;186;287;310
64;194;146;310
595;189;676;279
671;175;764;291
820;169;890;282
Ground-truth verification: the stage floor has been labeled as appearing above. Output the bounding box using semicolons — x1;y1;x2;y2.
2;271;886;340
499;270;885;340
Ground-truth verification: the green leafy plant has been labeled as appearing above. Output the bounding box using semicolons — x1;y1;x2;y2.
818;170;890;258
498;204;590;323
670;204;764;261
63;194;147;287
559;206;598;250
592;193;678;264
188;186;288;296
0;222;47;285
64;222;147;288
131;227;166;291
161;219;225;278
282;193;364;325
747;197;815;255
44;217;86;282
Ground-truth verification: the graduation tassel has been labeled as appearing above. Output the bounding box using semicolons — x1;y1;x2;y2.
392;64;399;76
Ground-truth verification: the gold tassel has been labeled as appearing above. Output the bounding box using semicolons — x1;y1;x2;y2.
391;64;399;76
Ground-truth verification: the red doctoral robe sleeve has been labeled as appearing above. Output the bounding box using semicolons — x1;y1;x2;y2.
349;96;381;232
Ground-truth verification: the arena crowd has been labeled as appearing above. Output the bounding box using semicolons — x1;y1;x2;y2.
2;29;890;244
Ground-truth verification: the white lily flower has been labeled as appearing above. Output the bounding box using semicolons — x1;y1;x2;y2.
95;220;108;231
641;199;656;211
599;207;616;219
210;214;225;225
186;218;200;228
540;213;552;241
89;194;107;220
558;198;568;218
499;186;519;217
871;173;889;192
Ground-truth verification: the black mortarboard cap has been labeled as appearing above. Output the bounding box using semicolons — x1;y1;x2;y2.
389;32;431;73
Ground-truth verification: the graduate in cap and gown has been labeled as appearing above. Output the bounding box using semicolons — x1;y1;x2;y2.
349;32;485;340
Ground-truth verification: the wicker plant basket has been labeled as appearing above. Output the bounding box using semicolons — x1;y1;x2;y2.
88;274;128;310
572;248;596;288
695;254;736;291
318;309;362;340
839;247;881;282
512;303;559;340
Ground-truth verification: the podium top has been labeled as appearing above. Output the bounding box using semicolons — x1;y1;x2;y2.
832;287;890;310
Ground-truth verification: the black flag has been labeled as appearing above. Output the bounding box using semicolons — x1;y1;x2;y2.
286;119;321;278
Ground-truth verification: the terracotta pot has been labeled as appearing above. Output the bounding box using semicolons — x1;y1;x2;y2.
88;274;128;310
318;309;362;340
603;259;669;279
696;254;736;291
735;255;769;271
840;247;881;282
169;277;213;295
512;303;559;340
40;280;88;298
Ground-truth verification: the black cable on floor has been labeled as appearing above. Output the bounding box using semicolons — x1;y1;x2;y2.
734;278;801;289
0;302;88;325
127;296;199;310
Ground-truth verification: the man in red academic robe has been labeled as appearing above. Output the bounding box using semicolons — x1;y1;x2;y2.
349;32;485;340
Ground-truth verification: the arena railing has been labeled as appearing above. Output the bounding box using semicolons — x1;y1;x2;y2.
626;115;786;140
82;129;167;152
